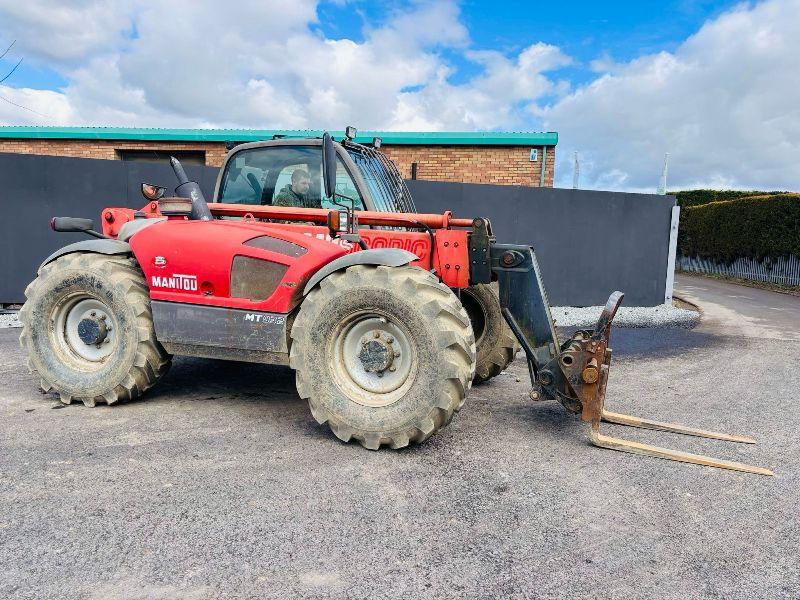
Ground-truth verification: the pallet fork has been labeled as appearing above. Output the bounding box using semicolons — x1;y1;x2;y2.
491;244;773;476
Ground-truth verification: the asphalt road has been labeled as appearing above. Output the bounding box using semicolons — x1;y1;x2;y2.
675;272;800;341
1;277;798;599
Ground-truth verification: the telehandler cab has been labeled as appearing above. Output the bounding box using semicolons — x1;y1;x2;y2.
20;130;771;475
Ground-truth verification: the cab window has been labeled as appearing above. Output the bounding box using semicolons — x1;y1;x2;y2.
322;159;364;210
217;145;365;210
218;145;321;206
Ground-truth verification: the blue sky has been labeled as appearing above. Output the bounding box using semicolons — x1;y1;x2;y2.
0;1;744;100
0;0;798;191
317;0;742;87
1;60;65;90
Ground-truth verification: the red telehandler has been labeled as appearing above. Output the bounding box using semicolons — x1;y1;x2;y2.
20;131;771;475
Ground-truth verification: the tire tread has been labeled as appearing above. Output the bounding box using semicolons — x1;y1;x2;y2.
19;252;171;407
291;265;475;450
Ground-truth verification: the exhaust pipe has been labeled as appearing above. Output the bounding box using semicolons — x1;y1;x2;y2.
170;156;213;221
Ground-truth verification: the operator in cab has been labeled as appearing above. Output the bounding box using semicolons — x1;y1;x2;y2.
273;169;320;208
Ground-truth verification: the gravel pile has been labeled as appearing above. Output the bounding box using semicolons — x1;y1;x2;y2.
0;304;699;330
0;313;22;329
550;303;699;329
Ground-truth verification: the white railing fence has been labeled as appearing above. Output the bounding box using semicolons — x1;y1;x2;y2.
677;254;800;286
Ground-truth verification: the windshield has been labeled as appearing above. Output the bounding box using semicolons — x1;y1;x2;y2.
345;145;416;213
217;144;364;210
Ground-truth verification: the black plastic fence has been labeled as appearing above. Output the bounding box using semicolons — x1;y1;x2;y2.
407;180;676;306
1;152;676;306
0;153;218;305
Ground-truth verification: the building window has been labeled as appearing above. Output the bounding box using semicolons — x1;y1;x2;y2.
116;149;206;165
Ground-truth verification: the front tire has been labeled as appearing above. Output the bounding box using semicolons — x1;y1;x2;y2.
460;283;519;384
19;253;171;406
290;265;476;450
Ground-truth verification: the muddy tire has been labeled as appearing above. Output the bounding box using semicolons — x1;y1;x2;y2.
290;265;476;450
460;283;519;384
19;253;171;407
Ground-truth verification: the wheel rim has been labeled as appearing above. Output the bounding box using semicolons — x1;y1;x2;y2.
53;296;118;363
331;312;417;407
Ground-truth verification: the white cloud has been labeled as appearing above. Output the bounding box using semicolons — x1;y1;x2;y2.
0;0;135;65
0;0;562;131
0;0;799;191
0;0;481;129
541;0;800;191
0;85;75;122
389;43;570;130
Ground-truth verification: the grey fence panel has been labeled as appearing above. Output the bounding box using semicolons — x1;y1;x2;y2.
123;160;220;203
678;255;800;285
0;153;218;304
1;153;676;307
408;180;676;307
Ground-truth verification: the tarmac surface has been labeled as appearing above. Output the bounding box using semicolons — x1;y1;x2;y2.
1;275;798;599
675;272;800;341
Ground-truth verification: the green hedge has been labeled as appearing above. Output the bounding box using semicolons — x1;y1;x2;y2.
679;194;800;263
671;189;788;208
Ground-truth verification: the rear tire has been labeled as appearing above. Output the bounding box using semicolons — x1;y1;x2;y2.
19;253;171;407
290;265;475;450
460;283;519;384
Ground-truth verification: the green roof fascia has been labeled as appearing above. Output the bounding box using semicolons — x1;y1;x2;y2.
0;127;557;147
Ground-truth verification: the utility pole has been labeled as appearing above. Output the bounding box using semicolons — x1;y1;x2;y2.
657;153;669;195
572;151;580;189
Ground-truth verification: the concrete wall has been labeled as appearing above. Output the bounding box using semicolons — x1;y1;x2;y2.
1;153;673;306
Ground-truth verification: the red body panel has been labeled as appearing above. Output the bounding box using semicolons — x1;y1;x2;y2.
103;204;161;237
112;202;474;308
260;223;470;288
431;228;470;288
130;220;348;313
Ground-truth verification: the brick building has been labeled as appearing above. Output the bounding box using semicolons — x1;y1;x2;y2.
0;127;557;187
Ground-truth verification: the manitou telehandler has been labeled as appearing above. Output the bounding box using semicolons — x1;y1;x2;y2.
20;130;771;475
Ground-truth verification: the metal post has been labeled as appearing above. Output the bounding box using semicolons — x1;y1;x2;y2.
664;205;680;303
657;153;669;195
572;151;580;189
539;146;547;187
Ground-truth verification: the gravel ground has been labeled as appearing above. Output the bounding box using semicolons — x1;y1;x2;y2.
0;313;21;329
1;312;797;599
551;303;699;329
0;304;700;331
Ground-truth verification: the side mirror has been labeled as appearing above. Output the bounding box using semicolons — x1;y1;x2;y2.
141;183;166;201
50;217;95;233
322;131;337;200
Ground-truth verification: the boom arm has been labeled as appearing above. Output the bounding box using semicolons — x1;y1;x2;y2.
489;243;618;413
487;241;772;476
